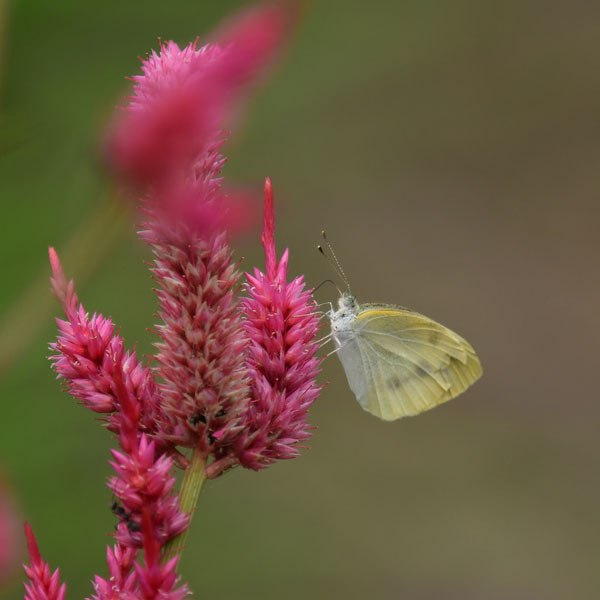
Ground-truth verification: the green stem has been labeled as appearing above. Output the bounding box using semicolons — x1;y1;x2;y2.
162;446;207;563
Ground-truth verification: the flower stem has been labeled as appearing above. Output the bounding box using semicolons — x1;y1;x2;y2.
162;446;207;563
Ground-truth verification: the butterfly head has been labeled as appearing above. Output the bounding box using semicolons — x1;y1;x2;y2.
330;293;360;341
337;292;358;313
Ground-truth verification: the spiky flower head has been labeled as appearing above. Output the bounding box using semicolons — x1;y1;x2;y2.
23;524;66;600
49;250;189;596
30;4;320;599
209;179;322;476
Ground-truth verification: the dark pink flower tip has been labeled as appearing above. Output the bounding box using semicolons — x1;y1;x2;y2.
24;523;39;566
23;524;67;600
261;177;276;278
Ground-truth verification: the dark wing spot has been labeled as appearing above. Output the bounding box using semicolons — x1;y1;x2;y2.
427;330;440;345
415;365;429;378
387;376;402;390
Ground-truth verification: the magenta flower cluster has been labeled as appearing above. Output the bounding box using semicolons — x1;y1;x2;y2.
23;3;321;599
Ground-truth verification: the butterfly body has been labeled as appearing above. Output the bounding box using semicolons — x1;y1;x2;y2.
330;293;482;421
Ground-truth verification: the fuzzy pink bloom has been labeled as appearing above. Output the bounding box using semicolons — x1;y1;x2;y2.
141;206;251;456
23;524;66;600
208;179;321;476
103;4;299;461
49;250;189;593
48;248;168;455
107;2;295;193
38;5;312;598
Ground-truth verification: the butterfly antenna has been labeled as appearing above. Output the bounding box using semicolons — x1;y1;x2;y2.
318;231;352;294
313;278;342;297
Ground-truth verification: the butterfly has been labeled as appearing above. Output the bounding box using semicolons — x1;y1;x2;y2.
319;233;482;421
328;292;482;421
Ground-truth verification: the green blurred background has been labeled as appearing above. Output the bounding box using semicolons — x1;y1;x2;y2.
1;0;599;598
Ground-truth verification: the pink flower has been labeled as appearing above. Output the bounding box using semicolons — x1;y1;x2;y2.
48;247;168;455
102;4;301;463
107;2;296;193
208;179;322;476
118;4;297;457
142;216;251;456
49;250;189;594
23;524;66;600
31;3;321;597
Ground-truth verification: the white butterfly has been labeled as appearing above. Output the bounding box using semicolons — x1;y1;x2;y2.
329;292;482;421
318;231;481;421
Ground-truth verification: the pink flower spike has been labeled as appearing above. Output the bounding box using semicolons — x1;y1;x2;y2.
23;523;66;600
48;247;71;308
143;216;251;455
48;248;166;447
107;2;297;192
261;177;277;278
209;178;322;476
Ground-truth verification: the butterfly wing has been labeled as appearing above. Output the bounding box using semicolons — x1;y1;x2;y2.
338;306;482;421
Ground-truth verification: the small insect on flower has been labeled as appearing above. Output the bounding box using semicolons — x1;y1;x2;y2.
319;233;482;421
188;414;207;426
110;501;140;532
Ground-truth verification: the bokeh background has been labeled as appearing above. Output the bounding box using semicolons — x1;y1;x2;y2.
1;1;599;598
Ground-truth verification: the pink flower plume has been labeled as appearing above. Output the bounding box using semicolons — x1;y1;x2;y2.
23;524;66;600
208;179;322;476
48;248;166;448
107;2;296;193
39;4;315;597
142;220;251;457
48;249;189;593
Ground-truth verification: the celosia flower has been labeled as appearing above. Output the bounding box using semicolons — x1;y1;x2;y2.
49;250;189;596
141;212;251;456
114;3;297;458
208;179;321;476
23;524;66;600
48;247;168;455
108;2;295;192
27;3;320;597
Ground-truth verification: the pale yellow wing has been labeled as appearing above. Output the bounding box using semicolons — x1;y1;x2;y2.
349;306;482;421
